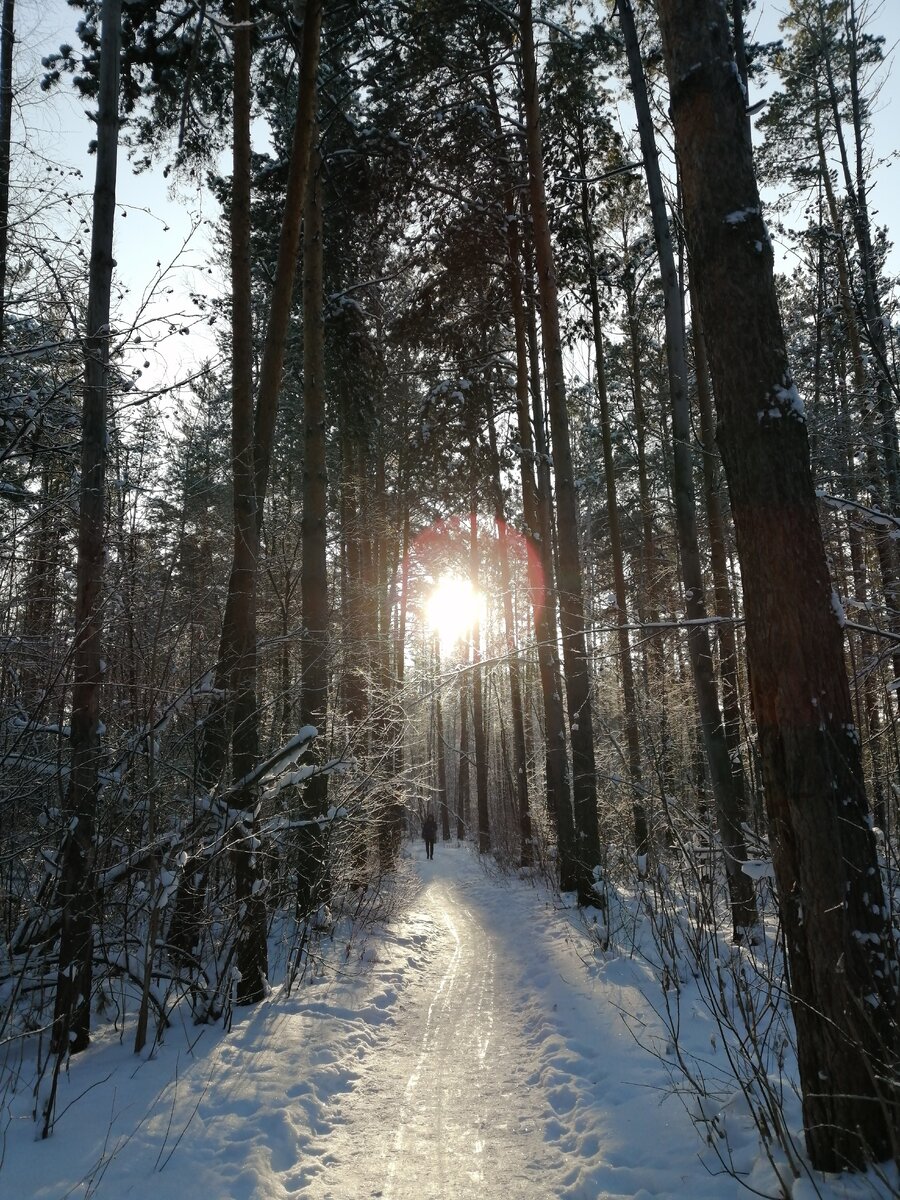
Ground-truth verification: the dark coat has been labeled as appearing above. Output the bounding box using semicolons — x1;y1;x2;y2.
422;814;438;841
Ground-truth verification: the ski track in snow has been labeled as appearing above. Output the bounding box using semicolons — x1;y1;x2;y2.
5;848;778;1198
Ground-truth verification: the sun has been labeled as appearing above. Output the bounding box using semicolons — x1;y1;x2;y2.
425;575;484;648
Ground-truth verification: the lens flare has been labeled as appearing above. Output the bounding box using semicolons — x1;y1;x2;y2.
425;575;484;647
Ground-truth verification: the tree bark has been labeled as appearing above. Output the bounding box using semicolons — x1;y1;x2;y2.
816;2;900;517
486;398;531;866
622;271;674;802
657;0;897;1167
198;0;321;788
252;0;323;515
228;0;267;1005
691;294;748;812
300;131;329;820
619;0;756;934
469;502;491;855
435;637;450;842
456;644;470;841
0;0;14;350
480;45;573;883
813;95;900;695
51;0;121;1063
520;0;600;904
573;116;648;864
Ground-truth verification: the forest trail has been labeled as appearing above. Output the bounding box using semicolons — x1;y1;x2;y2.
293;848;705;1200
9;848;728;1200
297;869;554;1198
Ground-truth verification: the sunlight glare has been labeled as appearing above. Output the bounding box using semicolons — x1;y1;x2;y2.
425;575;484;647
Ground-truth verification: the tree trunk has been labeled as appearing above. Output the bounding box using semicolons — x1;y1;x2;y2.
520;0;600;904
522;237;578;886
730;0;753;146
619;0;756;935
516;242;576;883
574;117;648;864
51;0;121;1063
0;0;13;349
657;0;897;1167
228;0;267;1005
300;131;328;805
480;44;574;884
456;644;470;841
691;293;748;812
814;99;900;695
297;126;330;921
197;0;321;787
435;637;450;842
486;397;532;866
816;3;900;517
252;0;323;516
339;425;368;736
469;504;491;855
623;275;674;803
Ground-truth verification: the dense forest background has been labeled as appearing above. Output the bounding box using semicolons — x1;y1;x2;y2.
1;0;899;1185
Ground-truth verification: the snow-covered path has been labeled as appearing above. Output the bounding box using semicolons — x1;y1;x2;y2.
299;874;553;1198
293;849;707;1200
8;846;740;1200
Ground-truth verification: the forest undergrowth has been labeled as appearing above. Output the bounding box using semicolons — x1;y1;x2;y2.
581;829;900;1199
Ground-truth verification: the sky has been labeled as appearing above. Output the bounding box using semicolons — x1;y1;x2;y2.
13;0;225;405
749;0;900;273
10;0;900;406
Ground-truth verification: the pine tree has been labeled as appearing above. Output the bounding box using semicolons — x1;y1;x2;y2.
657;0;898;1167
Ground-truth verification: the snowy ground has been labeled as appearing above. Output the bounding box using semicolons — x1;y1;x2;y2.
4;844;896;1199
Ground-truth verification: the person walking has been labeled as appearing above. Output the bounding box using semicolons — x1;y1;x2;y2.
422;811;437;860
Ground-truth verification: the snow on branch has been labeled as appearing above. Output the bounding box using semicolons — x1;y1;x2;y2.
816;488;900;532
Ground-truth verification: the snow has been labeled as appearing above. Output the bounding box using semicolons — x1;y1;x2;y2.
759;378;806;423
831;588;847;628
724;206;759;224
3;847;896;1199
741;859;776;881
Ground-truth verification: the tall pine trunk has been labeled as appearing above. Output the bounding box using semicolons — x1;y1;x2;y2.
574;119;648;863
481;49;572;881
300;130;329;821
691;295;748;812
486;398;531;866
0;0;13;348
658;0;897;1166
520;0;600;904
469;502;491;855
228;0;267;1005
434;637;450;842
51;0;121;1064
522;232;577;886
197;0;321;789
619;0;756;934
